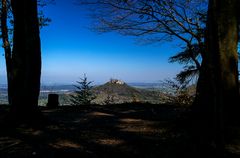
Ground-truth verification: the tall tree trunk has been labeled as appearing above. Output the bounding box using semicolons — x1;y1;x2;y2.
1;0;13;105
193;0;239;155
10;0;42;120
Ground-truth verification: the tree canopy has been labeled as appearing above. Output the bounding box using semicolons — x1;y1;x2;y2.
79;0;207;83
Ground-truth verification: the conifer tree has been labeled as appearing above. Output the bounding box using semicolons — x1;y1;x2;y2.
70;74;95;105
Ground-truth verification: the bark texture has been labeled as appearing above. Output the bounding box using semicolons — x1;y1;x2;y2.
10;0;42;119
1;0;13;105
193;0;239;155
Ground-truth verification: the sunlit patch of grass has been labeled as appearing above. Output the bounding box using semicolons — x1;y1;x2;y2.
87;111;115;117
117;118;169;136
226;144;240;155
18;128;43;136
93;138;125;146
0;137;22;151
119;118;143;123
49;139;83;149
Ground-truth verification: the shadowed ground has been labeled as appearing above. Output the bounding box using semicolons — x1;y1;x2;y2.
0;104;239;158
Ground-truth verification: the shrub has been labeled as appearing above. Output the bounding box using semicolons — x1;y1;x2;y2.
159;78;195;106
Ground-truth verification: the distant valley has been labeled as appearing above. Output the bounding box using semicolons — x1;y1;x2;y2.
0;81;165;106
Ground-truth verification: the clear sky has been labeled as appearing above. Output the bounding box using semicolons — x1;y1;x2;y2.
0;0;182;85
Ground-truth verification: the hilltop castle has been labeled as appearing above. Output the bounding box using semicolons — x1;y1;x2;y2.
109;79;125;85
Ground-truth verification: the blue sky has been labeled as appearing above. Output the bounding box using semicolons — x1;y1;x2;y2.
0;0;182;84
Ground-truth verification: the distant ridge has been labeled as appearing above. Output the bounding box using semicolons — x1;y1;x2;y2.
0;81;171;105
93;79;144;104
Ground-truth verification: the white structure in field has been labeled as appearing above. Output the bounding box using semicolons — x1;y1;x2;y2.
109;79;125;85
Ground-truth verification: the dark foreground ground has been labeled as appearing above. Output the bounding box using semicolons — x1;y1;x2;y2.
0;104;239;158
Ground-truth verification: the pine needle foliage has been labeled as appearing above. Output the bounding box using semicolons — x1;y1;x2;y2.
169;43;201;84
70;74;95;106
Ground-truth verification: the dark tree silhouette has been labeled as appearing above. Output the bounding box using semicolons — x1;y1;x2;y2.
192;0;239;155
70;74;96;106
9;0;42;121
169;43;202;84
0;0;52;105
0;0;13;104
